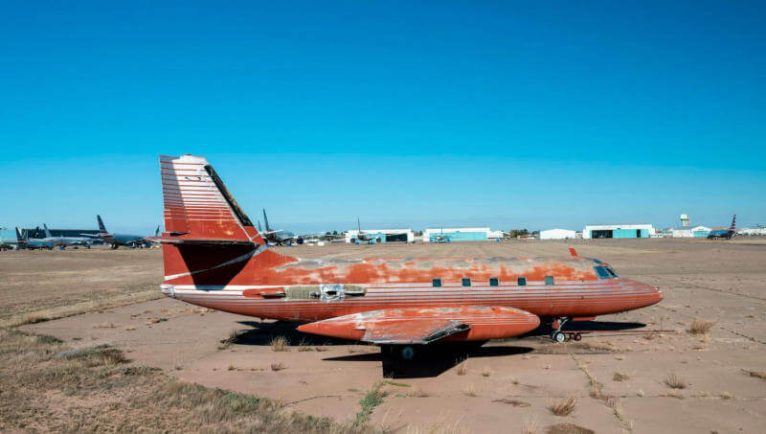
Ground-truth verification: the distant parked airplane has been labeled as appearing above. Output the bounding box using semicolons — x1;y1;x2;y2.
354;218;380;244
15;227;54;250
260;209;295;246
157;155;663;361
42;224;93;249
86;215;152;249
708;214;737;240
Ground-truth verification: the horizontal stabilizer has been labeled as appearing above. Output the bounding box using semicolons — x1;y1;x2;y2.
161;236;256;247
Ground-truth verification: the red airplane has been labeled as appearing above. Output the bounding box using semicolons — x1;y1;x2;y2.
159;155;663;360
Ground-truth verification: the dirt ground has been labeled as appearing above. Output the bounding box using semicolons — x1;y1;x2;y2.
7;239;766;433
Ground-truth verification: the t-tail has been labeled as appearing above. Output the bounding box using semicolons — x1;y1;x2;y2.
159;155;296;290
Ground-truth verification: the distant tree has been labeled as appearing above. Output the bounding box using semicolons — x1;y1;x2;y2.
508;229;529;238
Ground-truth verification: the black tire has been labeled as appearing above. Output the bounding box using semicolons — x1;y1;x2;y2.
399;345;416;361
111;243;119;250
552;331;567;343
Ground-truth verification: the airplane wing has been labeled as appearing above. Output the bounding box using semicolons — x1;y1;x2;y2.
297;306;540;345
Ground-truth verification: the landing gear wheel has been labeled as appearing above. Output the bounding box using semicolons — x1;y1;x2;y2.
573;333;582;341
552;331;568;343
400;345;416;361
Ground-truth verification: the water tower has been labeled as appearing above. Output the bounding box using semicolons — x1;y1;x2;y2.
680;213;690;227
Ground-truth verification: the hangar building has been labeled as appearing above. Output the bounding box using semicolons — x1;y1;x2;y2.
583;224;655;239
422;227;499;243
671;225;711;238
345;229;415;243
540;228;577;240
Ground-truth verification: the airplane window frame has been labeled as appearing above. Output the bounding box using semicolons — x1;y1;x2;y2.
462;278;471;287
432;278;442;288
489;277;499;287
517;276;527;286
544;275;555;285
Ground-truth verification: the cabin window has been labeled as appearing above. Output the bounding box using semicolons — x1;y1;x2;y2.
517;277;527;286
489;277;499;287
432;278;442;288
606;266;618;278
594;266;611;279
544;276;555;285
462;278;471;287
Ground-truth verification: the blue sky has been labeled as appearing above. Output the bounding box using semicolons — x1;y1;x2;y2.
1;1;764;234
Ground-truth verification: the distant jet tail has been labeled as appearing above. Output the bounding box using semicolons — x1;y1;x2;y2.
262;209;271;232
155;225;161;237
97;215;108;233
728;214;737;238
43;224;52;238
159;155;294;286
15;227;27;245
95;215;114;242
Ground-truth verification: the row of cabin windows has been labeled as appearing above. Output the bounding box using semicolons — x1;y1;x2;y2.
432;276;554;287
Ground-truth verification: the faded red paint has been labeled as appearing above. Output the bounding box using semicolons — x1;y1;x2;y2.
159;154;664;344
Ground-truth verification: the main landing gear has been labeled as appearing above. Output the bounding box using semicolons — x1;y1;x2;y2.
550;317;582;343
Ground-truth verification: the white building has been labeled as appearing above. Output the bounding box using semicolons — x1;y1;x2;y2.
345;228;415;243
422;227;494;243
540;228;577;240
738;227;766;236
671;225;711;238
583;224;655;239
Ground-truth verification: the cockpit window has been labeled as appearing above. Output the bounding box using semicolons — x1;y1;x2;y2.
594;266;617;279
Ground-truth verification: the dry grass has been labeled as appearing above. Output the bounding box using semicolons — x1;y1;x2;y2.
745;370;766;380
612;372;630;382
352;382;386;428
217;329;243;350
0;289;162;328
720;391;733;400
547;397;577;417
664;372;688;389
456;361;468;375
687;319;715;335
0;328;355;434
270;335;289;352
481;367;492;377
522;417;540;434
462;385;477;397
270;362;286;371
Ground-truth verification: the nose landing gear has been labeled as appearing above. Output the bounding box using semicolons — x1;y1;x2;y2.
549;317;582;343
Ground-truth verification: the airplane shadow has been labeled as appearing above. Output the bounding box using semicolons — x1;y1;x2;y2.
232;320;647;378
522;320;648;338
326;345;535;378
234;320;354;346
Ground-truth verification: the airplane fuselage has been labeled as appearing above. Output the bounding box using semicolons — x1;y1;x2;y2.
160;251;662;328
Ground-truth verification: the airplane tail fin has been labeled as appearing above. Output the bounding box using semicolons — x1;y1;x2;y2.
15;227;27;245
730;214;737;232
43;224;52;238
262;209;271;232
159;155;290;285
97;215;108;233
155;225;160;237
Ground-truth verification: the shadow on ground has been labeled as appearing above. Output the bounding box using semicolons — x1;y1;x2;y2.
232;319;647;378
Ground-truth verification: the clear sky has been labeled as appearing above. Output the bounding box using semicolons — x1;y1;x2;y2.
1;1;764;234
